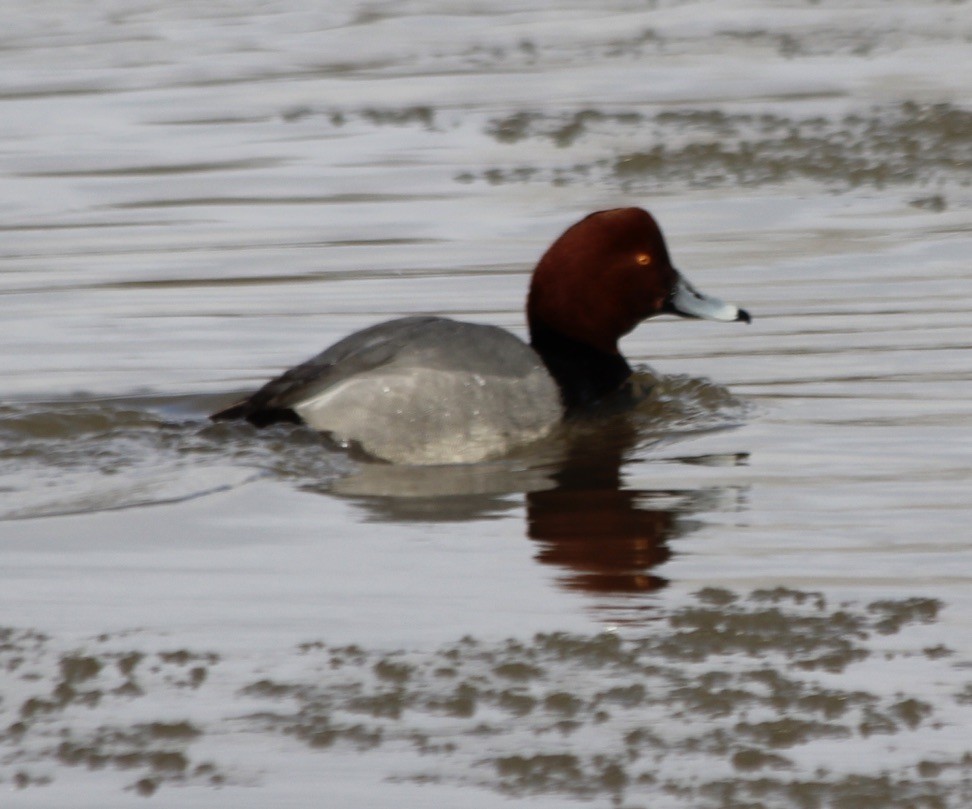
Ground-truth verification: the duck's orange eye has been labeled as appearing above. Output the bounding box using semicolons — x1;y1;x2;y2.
636;253;652;266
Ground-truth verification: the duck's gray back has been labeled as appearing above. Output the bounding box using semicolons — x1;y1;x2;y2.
229;317;563;464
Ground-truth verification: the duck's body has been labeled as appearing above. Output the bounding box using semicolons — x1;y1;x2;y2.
212;208;750;464
214;316;562;464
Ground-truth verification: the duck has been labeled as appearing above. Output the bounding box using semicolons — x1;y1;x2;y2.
211;207;750;464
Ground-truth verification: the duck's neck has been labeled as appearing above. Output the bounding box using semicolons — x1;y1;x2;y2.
529;321;632;411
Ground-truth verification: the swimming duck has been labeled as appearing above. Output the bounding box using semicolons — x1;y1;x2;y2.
211;207;749;463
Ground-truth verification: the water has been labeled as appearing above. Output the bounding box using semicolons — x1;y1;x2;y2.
1;1;970;805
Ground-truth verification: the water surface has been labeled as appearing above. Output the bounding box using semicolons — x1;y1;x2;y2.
1;1;970;806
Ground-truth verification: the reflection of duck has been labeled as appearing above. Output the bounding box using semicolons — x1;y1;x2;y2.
526;413;676;596
528;487;676;595
212;208;749;464
329;380;748;601
527;410;750;599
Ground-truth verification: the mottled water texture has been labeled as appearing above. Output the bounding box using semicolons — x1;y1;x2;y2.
469;102;972;191
1;0;971;806
2;590;970;806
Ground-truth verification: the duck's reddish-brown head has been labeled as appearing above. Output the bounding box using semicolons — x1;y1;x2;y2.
527;207;749;355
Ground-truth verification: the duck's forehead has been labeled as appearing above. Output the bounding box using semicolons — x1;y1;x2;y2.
547;208;666;259
591;208;656;236
603;206;652;223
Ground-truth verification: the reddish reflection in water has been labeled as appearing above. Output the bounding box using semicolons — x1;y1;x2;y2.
526;404;750;598
527;485;675;594
526;417;681;595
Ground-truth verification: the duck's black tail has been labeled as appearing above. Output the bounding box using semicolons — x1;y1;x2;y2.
209;399;301;427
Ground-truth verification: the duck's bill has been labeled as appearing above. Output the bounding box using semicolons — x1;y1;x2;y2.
668;274;751;323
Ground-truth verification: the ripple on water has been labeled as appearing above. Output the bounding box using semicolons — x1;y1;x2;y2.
0;370;749;519
0;397;348;520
